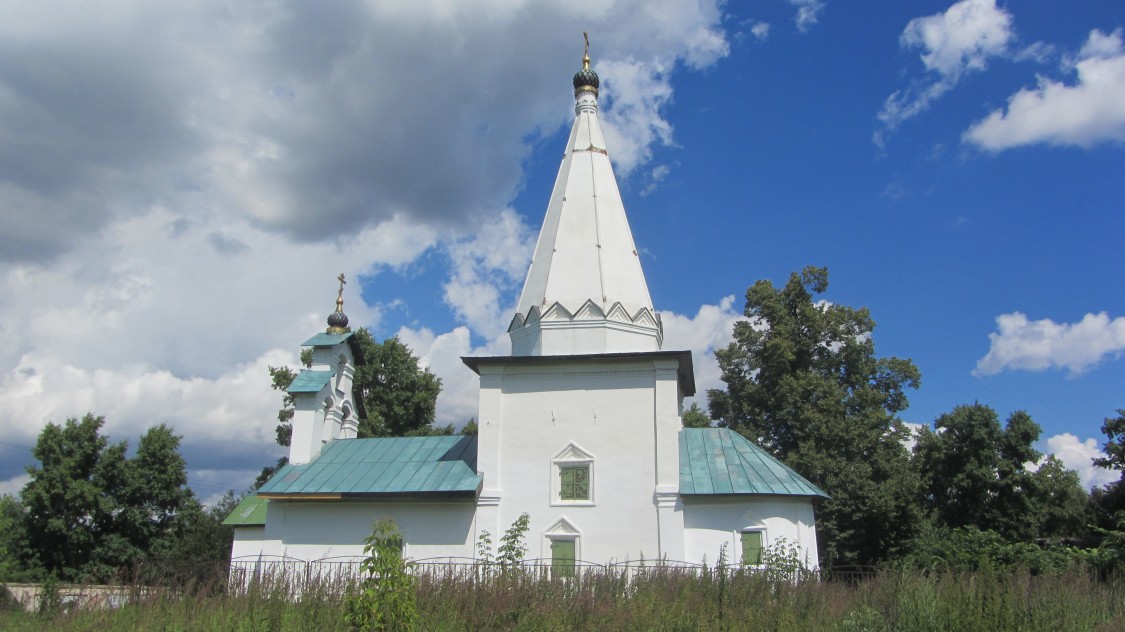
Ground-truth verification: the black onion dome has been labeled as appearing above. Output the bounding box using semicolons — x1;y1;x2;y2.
327;310;349;329
573;66;599;95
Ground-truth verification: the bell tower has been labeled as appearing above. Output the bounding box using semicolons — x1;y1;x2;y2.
287;274;361;464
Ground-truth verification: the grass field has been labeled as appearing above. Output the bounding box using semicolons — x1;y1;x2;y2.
3;565;1124;631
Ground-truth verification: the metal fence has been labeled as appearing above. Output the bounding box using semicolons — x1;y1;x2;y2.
2;559;878;611
226;555;857;589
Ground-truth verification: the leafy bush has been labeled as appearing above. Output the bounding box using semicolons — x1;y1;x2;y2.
344;518;417;631
496;513;529;570
897;526;1091;574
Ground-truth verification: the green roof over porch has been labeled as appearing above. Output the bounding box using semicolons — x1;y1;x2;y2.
257;435;482;499
222;494;269;526
679;428;828;498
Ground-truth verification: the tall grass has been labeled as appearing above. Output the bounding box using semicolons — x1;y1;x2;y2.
2;565;1123;631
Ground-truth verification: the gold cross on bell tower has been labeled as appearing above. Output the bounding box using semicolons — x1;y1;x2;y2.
326;272;351;333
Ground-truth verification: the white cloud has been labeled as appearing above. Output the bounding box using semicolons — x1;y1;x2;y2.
964;29;1125;150
441;209;536;340
877;0;1013;143
0;348;292;465
751;22;771;42
974;312;1125;376
0;206;425;380
598;59;677;176
1044;433;1121;490
0;0;731;489
640;164;673;197
0;0;728;263
787;0;825;33
0;474;30;497
902;0;1013;78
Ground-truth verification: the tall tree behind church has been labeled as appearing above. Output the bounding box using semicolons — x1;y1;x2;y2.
708;266;923;566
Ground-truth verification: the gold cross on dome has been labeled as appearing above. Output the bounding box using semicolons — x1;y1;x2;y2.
336;273;346;301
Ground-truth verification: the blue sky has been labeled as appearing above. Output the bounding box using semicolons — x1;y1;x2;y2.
0;0;1121;501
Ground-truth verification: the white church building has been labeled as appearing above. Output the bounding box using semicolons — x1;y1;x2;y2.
226;46;826;572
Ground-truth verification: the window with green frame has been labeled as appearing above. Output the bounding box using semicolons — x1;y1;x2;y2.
741;531;763;565
551;539;576;577
559;464;590;500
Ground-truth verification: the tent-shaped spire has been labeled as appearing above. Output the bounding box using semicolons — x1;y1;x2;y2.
510;38;661;356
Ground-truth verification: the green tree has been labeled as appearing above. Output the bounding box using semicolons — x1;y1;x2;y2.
268;348;313;447
708;266;923;566
915;404;1012;533
682;402;712;428
0;495;31;580
267;365;298;447
147;492;240;583
915;404;1088;542
1094;409;1125;474
99;424;195;572
20;415;196;581
353;331;442;438
1030;455;1091;540
21;414;113;578
1091;409;1125;545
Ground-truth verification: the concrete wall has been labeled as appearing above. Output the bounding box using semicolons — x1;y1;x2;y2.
3;583;148;612
682;497;820;570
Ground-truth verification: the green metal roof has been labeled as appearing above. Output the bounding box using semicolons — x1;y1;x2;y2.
679;428;828;498
258;435;482;498
222;494;269;526
287;370;335;394
302;332;355;347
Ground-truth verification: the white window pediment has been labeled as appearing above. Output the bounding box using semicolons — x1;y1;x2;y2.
553;442;594;462
545;516;582;537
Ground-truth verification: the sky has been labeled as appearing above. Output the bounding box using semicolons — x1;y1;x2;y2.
1;0;1122;503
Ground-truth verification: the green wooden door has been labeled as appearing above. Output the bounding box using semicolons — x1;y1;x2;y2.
741;531;763;565
551;539;576;577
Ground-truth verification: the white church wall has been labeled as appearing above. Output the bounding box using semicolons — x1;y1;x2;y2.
230;527;268;560
682;497;820;570
251;500;477;562
477;356;684;564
